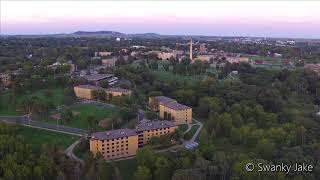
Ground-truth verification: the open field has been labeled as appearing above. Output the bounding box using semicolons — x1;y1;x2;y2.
17;125;78;151
0;87;65;116
47;103;117;130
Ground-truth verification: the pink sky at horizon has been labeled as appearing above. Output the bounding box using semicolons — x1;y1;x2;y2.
1;1;320;38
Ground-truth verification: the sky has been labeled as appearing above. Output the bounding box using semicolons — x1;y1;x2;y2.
1;1;320;38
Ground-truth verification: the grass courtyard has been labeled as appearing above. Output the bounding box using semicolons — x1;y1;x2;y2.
48;103;117;130
17;125;78;151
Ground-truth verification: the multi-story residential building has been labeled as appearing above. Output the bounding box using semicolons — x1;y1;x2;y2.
90;128;138;160
149;96;192;124
135;120;177;147
159;101;192;124
74;85;131;100
90;120;177;160
148;96;177;111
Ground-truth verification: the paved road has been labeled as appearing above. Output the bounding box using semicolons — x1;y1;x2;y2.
0;115;89;136
191;119;203;142
64;137;85;166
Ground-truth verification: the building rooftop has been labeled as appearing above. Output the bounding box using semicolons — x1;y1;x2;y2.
106;87;131;93
155;96;177;104
161;101;191;110
91;128;137;140
83;74;114;81
75;84;105;90
136;120;176;132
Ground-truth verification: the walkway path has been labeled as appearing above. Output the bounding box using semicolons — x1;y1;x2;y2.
64;137;85;166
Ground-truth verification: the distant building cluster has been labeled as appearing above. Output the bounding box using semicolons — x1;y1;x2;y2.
149;96;193;124
90;119;177;160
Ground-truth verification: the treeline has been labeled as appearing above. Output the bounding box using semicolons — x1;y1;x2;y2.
114;61;320;179
0;123;79;180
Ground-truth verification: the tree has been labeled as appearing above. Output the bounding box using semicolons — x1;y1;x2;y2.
61;108;73;122
134;166;152;180
154;156;171;180
255;138;276;160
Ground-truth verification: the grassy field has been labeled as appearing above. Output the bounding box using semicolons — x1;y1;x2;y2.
17;125;78;151
25;87;65;106
0;87;65;116
116;158;137;180
48;103;117;130
152;70;207;86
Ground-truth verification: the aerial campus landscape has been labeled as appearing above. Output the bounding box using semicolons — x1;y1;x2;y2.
1;1;320;180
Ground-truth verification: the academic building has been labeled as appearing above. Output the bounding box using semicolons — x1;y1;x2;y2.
149;96;192;124
74;85;103;99
74;85;131;100
89;120;177;160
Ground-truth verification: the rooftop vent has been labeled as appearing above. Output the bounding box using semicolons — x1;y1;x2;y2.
120;131;125;135
148;123;152;126
106;132;110;136
161;122;164;125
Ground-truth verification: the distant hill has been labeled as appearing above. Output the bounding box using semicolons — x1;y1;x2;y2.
72;31;125;37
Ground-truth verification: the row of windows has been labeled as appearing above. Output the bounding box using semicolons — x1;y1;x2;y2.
147;127;171;133
147;131;170;137
102;147;129;153
101;144;129;149
101;137;129;143
101;140;129;145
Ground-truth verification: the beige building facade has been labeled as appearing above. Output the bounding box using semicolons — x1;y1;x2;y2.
90;120;177;160
90;129;138;160
74;85;131;100
159;102;192;124
149;96;192;124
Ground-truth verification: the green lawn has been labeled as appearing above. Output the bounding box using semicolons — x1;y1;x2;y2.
116;158;137;180
17;125;78;151
25;87;65;106
48;103;117;130
0;87;65;116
